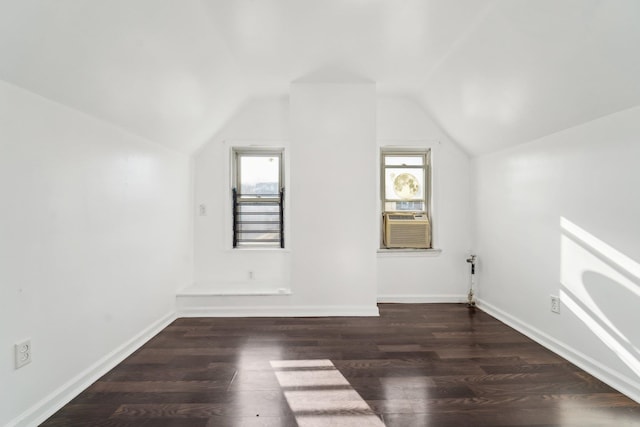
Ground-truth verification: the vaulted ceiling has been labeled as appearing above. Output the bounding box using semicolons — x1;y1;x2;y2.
1;0;639;155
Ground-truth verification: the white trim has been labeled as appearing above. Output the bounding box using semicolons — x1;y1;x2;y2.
225;247;291;253
478;299;640;404
377;294;467;303
376;141;441;251
377;248;442;257
177;289;292;297
7;312;177;427
222;140;291;251
178;282;292;296
177;305;380;318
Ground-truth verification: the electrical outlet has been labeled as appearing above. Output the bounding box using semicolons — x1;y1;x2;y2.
198;204;207;216
248;270;254;280
550;295;560;314
15;339;32;369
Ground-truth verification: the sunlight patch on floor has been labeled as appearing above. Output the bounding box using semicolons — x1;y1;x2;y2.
270;359;385;427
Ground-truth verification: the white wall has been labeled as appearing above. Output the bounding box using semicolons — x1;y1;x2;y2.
474;106;640;402
189;95;472;313
289;82;378;311
190;86;380;314
193;97;291;294
0;80;191;426
377;97;472;302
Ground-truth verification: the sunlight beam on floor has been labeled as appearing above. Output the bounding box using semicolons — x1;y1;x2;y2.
270;359;385;427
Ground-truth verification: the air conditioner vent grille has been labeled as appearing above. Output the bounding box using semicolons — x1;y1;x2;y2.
384;213;431;249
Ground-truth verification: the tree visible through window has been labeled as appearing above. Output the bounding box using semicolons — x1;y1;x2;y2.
232;149;284;248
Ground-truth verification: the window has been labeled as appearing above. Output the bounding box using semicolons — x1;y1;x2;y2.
381;149;432;249
232;148;284;248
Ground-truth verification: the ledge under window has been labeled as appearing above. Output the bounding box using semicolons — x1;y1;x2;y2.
377;248;442;257
228;247;290;253
177;289;293;297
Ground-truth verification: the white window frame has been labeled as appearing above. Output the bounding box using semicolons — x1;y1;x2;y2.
379;146;437;252
381;150;430;214
231;147;285;249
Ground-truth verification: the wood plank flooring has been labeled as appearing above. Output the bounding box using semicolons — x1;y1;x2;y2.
41;304;640;426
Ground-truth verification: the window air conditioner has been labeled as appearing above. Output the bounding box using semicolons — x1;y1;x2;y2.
383;212;431;249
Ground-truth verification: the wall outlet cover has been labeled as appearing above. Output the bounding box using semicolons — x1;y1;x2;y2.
15;339;32;369
550;295;560;314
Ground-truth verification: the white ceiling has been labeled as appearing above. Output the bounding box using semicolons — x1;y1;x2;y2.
1;0;639;155
419;0;640;155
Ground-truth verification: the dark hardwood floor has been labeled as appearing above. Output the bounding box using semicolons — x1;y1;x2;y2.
42;304;640;426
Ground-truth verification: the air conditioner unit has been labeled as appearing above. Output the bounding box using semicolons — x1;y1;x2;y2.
383;212;431;249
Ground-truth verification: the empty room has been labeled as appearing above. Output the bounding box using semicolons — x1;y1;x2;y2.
1;0;640;426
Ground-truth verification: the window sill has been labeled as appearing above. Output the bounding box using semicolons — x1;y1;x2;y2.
377;248;442;258
229;247;290;253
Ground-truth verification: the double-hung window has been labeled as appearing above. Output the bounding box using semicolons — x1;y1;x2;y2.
381;149;432;249
232;148;284;248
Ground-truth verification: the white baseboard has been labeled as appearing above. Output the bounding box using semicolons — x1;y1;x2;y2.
377;294;467;303
478;299;640;405
21;298;638;427
177;305;380;317
8;312;177;427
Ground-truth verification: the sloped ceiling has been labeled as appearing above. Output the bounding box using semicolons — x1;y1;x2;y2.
1;0;639;155
419;0;640;155
0;0;250;153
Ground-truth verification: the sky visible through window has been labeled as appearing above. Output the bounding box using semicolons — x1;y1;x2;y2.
240;155;280;195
